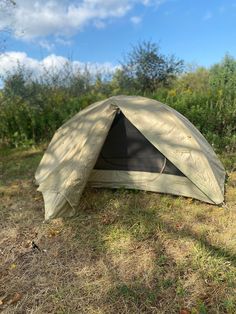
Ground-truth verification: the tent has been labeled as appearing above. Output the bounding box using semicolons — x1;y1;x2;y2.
35;96;225;220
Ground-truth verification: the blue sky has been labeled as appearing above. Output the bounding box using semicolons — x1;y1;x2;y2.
0;0;236;74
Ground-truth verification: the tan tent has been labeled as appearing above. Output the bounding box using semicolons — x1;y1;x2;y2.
35;96;225;220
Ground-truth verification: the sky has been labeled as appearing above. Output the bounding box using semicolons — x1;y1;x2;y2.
0;0;236;75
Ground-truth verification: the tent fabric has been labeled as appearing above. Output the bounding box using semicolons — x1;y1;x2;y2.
88;170;212;203
35;95;225;220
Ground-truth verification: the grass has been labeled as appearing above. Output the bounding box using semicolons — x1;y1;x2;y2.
0;146;235;314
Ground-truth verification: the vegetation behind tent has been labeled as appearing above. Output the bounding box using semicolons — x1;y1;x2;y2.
0;42;235;152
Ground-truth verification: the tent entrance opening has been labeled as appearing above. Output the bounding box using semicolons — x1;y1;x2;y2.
94;111;184;176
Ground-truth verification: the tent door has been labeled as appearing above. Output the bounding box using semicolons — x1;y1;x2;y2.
94;111;185;177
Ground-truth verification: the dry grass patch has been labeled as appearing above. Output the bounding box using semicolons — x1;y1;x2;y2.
0;147;235;313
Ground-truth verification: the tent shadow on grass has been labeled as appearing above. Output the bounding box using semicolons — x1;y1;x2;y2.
77;189;236;266
63;186;236;312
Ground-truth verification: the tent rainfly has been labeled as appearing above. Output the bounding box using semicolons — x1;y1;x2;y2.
35;96;226;220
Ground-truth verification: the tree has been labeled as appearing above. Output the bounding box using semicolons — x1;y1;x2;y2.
209;54;236;99
120;41;184;94
3;63;32;98
175;67;210;94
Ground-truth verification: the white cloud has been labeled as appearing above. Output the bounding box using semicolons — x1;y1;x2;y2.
0;0;167;40
142;0;166;7
130;16;142;25
142;0;150;4
38;39;55;51
0;51;119;78
0;52;39;75
55;37;72;46
93;20;106;29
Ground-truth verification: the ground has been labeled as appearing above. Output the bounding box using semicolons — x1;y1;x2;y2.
0;146;235;314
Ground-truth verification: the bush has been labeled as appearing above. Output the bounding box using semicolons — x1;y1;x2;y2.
0;65;106;147
0;54;235;152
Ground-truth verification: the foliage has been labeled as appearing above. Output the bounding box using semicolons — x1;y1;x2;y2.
120;41;184;94
0;49;235;152
0;64;107;146
151;56;236;152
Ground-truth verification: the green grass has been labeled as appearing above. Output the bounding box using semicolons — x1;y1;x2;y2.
0;146;235;313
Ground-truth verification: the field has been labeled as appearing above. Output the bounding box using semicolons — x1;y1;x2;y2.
0;146;235;314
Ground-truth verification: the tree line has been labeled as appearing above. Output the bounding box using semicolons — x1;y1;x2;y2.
0;41;235;152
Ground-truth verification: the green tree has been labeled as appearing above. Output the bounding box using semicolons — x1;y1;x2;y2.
209;54;236;99
175;67;210;94
120;41;184;94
